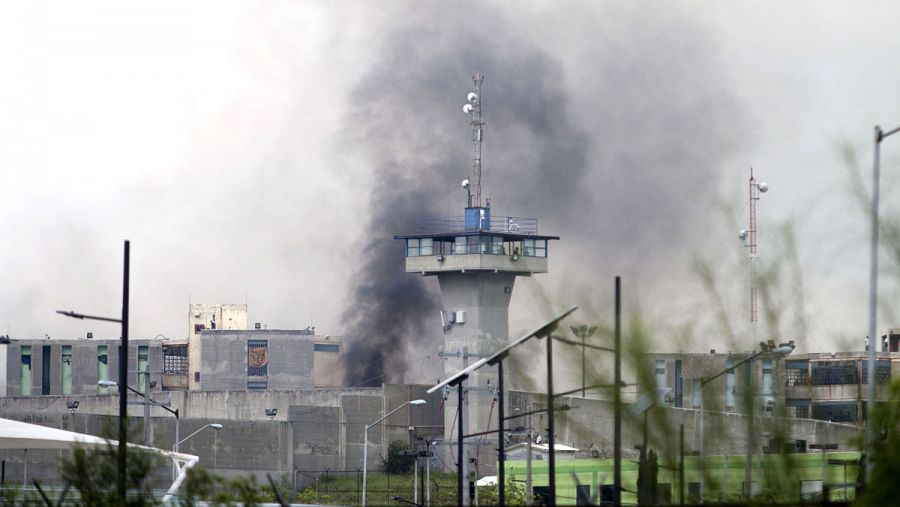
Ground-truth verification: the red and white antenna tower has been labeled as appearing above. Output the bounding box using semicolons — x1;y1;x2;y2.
740;168;768;328
462;73;485;208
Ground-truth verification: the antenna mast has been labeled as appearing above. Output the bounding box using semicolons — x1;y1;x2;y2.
468;73;485;208
749;169;759;324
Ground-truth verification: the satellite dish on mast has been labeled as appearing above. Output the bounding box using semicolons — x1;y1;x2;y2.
461;179;470;189
463;103;474;114
758;182;769;193
467;92;478;103
739;229;749;241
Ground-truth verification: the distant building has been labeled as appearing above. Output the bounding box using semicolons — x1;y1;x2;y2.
3;337;164;396
784;351;896;423
642;351;774;414
197;328;317;391
644;348;899;425
187;303;248;390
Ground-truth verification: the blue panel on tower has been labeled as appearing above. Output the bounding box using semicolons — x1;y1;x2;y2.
465;207;491;231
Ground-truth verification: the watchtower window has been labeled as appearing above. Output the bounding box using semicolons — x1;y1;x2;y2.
450;235;505;255
406;238;433;257
522;238;547;257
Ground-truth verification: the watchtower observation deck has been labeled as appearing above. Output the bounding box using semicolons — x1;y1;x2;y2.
395;212;558;276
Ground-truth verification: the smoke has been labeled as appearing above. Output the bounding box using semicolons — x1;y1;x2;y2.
339;2;744;385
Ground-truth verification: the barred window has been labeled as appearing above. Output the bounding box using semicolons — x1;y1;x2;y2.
785;398;810;418
248;340;269;377
784;360;809;387
811;361;856;386
812;401;857;422
861;360;891;385
163;345;188;375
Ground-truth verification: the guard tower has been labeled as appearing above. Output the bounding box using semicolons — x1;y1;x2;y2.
396;74;559;472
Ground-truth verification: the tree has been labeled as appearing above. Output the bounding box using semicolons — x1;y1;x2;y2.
59;440;160;506
383;440;414;475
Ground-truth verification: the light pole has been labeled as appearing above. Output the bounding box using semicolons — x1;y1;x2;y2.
174;422;223;479
57;239;129;503
362;399;426;507
570;325;597;399
867;124;900;482
99;380;178;446
697;340;794;503
176;423;224;452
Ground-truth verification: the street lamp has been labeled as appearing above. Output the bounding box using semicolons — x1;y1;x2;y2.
697;340;795;503
867;124;900;482
57;239;129;502
362;399;426;507
570;325;598;398
176;423;224;451
99;380;178;447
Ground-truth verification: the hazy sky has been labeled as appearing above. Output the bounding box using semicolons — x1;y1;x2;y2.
2;2;899;367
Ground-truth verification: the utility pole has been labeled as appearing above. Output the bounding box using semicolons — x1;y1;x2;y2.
570;325;597;398
867;124;900;482
119;240;129;504
614;277;622;507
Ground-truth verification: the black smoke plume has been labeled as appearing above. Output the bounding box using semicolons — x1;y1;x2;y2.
340;3;743;386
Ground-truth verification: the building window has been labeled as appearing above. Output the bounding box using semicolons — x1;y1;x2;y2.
691;379;702;409
314;343;340;353
786;398;810;418
453;236;467;254
522;238;547;257
41;345;51;395
20;346;32;396
812;401;857;422
406;238;433;257
655;360;667;393
98;345;109;394
762;359;774;397
137;346;149;393
784;360;809;387
247;380;268;390
725;358;736;409
248;340;269;377
861;359;891;385
163;345;188;375
811;361;857;386
61;345;73;395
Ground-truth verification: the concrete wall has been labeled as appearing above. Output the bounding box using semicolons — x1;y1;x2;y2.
188;303;248;390
199;331;314;392
508;391;863;461
313;336;344;388
0;411;292;488
5;339;163;397
0;384;444;485
438;271;515;449
0;342;6;396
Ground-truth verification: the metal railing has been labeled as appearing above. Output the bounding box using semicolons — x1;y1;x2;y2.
417;216;538;235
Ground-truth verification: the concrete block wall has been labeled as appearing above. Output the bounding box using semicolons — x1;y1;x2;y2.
4;340;163;397
199;331;314;391
509;391;864;461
